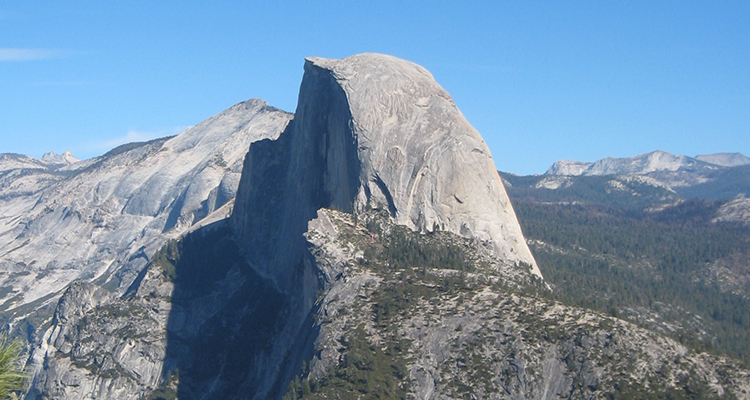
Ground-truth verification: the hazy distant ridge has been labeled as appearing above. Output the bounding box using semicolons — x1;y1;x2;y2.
546;150;750;176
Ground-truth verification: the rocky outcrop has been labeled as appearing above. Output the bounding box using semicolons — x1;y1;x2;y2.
232;53;541;296
27;279;170;399
226;54;543;398
40;150;80;168
714;196;750;225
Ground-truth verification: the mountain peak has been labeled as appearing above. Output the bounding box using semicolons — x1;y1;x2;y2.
40;149;79;166
545;150;733;177
232;53;542;293
306;53;437;82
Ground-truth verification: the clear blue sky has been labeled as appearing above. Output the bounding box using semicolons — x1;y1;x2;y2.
1;1;748;175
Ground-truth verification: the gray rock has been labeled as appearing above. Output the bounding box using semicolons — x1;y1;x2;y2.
13;100;291;399
27;279;170;400
545;160;593;176
0;98;291;330
714;196;750;225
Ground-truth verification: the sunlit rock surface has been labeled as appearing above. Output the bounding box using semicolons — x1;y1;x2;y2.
0;98;290;340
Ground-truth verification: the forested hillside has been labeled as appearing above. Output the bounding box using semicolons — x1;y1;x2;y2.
501;172;750;366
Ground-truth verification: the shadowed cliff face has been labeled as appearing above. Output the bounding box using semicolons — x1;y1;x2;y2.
25;223;297;400
158;225;297;400
231;60;360;296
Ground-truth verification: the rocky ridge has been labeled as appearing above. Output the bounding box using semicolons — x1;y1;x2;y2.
714;196;750;226
544;151;750;200
531;150;750;225
0;99;291;384
696;153;750;168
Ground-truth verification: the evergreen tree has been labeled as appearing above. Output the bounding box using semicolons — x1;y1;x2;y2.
0;334;25;399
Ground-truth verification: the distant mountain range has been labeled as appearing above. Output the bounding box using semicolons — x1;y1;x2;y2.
546;151;750;177
537;151;750;206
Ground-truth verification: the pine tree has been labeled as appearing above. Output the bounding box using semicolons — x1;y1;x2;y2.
0;334;25;399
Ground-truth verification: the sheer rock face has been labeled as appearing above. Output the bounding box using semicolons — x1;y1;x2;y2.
232;53;541;294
